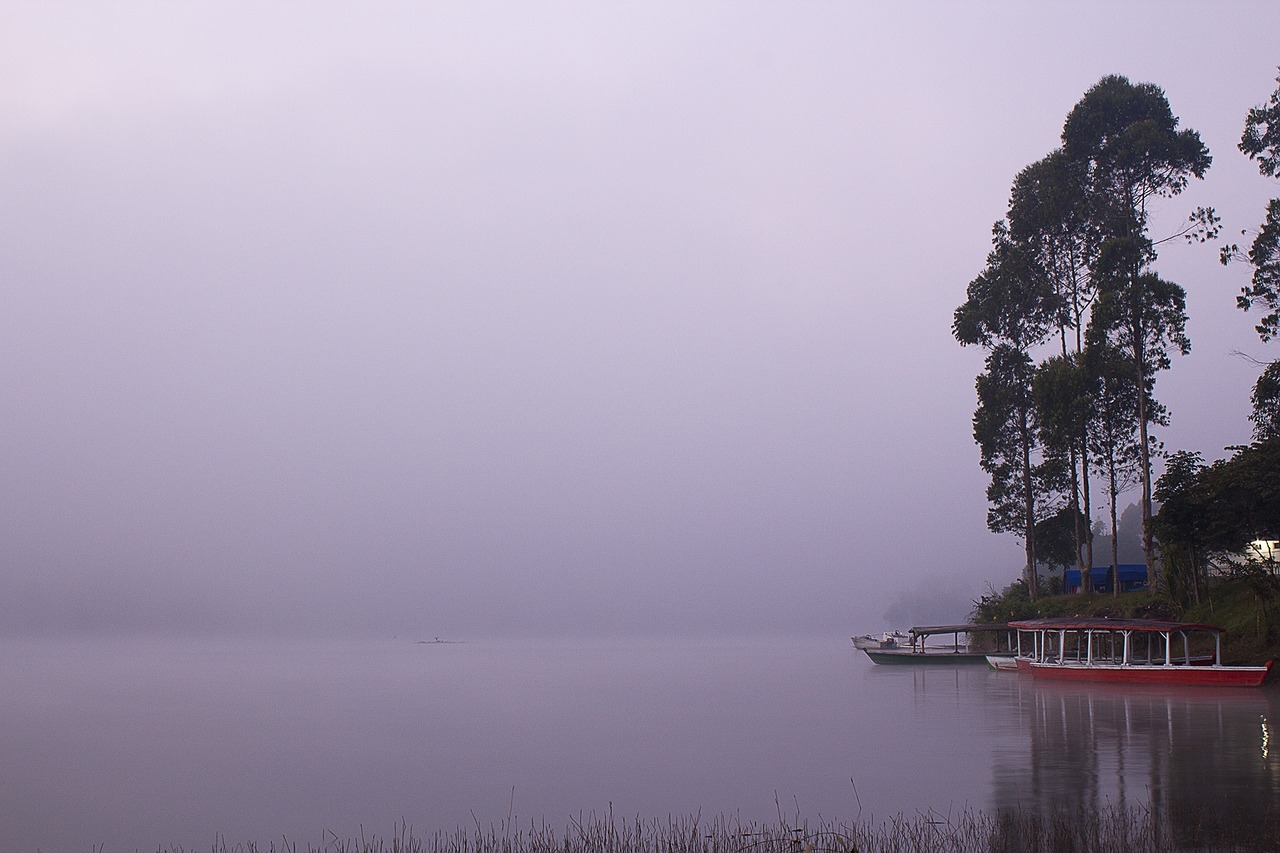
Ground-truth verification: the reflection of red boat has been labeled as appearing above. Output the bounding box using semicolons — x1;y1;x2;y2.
1008;618;1274;687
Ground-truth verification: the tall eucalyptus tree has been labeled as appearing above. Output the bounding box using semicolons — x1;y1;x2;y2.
1010;151;1100;583
1083;341;1150;596
1088;240;1191;585
955;224;1060;597
1061;75;1210;586
1033;352;1095;588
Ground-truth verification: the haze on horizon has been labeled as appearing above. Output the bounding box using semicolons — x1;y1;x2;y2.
2;1;1277;640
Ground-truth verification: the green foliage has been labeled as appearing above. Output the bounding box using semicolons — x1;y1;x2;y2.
970;581;1180;625
970;70;1280;665
953;222;1058;350
1194;440;1280;551
1158;446;1259;554
1007;150;1099;345
973;345;1063;540
958;74;1209;599
1090;251;1191;372
973;572;1280;663
1232;199;1280;341
957;223;1064;597
1063;75;1206;580
1061;75;1211;213
1033;354;1092;468
1155;440;1280;616
1082;344;1146;483
971;579;1037;624
1034;506;1088;572
1158;541;1200;609
1225;71;1280;344
1152;451;1208;552
1182;573;1280;665
1153;450;1209;608
1032;355;1094;577
1250;358;1280;441
1062;74;1211;261
1014;156;1100;582
1239;68;1280;177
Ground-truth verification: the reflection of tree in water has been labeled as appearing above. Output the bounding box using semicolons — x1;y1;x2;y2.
991;679;1280;848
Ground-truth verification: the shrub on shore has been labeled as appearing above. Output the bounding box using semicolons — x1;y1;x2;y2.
970;575;1280;668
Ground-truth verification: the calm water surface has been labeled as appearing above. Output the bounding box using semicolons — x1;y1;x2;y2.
2;636;1277;851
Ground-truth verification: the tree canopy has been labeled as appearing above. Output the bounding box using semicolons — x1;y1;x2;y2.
957;74;1207;595
1225;70;1280;441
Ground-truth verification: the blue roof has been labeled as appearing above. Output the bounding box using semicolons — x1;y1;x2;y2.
1065;564;1147;582
1064;564;1148;590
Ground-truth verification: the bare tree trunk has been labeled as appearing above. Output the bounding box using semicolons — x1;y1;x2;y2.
1190;546;1202;605
1070;444;1089;596
1059;326;1089;597
1127;265;1157;593
1022;407;1038;599
1136;362;1155;591
1082;440;1095;593
1109;460;1121;598
1072;273;1094;595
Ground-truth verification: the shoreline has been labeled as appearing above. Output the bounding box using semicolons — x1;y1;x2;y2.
111;805;1280;853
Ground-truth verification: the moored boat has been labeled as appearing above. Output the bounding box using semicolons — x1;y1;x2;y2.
1008;617;1273;687
851;630;912;651
987;654;1019;671
855;623;1014;665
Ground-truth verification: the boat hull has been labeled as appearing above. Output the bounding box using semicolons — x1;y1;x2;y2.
1015;658;1273;687
863;649;996;665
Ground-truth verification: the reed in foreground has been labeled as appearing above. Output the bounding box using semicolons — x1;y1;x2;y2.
142;805;1280;853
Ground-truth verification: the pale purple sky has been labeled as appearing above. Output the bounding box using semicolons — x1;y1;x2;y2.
2;1;1278;638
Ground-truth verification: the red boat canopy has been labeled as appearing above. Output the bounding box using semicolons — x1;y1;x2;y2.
1008;617;1224;633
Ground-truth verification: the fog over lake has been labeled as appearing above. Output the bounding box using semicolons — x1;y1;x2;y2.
4;2;1279;641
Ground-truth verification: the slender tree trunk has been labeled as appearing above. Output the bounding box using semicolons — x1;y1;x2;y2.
1190;546;1202;605
1125;254;1157;592
1076;298;1095;595
1081;437;1095;592
1108;458;1120;598
1058;326;1089;596
1021;406;1038;599
1134;341;1156;591
1070;444;1088;595
1069;279;1094;595
1137;404;1155;588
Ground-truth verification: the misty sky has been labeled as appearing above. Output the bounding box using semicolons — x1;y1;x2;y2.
3;2;1279;639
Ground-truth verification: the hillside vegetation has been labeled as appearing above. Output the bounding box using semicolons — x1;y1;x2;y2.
971;574;1280;668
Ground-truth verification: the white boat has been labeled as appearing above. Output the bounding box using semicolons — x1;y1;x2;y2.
851;631;912;651
986;655;1019;671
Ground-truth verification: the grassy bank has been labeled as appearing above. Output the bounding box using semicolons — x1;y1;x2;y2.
140;806;1280;853
970;574;1280;667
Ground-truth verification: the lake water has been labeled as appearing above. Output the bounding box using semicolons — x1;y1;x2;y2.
3;635;1278;851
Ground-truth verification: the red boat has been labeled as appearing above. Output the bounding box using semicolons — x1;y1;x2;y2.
1007;617;1274;687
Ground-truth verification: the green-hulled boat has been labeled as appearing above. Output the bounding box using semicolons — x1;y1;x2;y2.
854;623;1014;666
